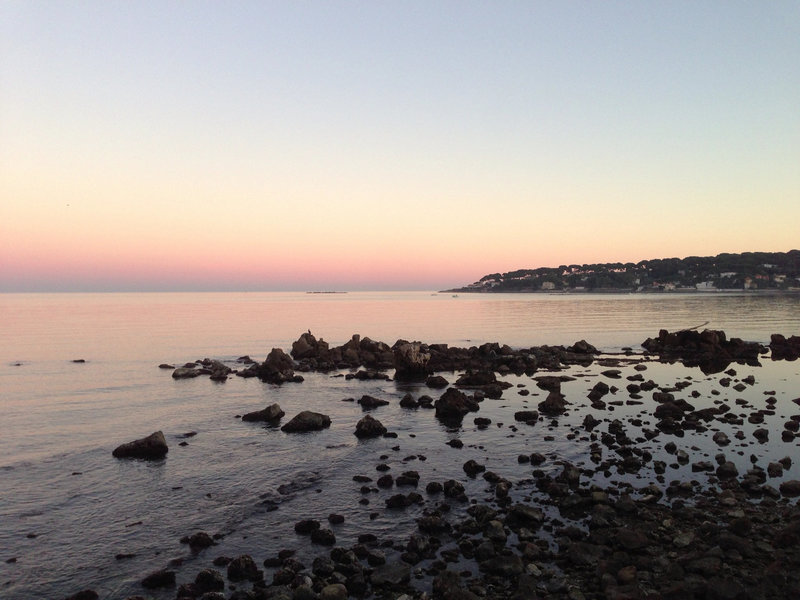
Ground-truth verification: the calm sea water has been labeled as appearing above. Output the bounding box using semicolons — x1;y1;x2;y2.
1;291;799;599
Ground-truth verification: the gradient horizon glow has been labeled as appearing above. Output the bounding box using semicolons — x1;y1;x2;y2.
2;2;799;292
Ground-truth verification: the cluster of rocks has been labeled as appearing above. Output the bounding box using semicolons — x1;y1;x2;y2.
101;328;800;598
287;332;599;379
641;328;766;373
80;460;800;600
769;333;800;361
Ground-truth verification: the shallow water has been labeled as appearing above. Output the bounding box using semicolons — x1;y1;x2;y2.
1;291;799;599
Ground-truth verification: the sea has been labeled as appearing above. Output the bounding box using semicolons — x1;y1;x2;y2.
1;291;799;599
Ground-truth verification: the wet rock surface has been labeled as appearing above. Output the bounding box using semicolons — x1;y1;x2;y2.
112;431;168;460
83;329;800;599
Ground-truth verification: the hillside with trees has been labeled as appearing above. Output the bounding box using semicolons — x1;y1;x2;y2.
448;250;800;293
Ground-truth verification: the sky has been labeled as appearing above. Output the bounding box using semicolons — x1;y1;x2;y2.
1;2;799;292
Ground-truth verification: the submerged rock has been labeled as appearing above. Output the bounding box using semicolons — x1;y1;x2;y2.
112;431;168;460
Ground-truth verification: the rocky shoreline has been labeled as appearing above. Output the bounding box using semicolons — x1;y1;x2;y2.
79;331;800;600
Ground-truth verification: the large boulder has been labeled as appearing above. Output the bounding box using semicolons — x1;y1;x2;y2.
357;395;390;410
112;431;168;460
538;390;568;415
355;414;387;438
172;367;200;379
281;411;331;433
394;342;432;381
291;332;330;360
434;388;480;423
241;403;285;423
256;348;300;384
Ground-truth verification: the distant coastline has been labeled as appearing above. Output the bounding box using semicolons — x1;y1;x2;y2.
445;249;800;294
440;287;800;295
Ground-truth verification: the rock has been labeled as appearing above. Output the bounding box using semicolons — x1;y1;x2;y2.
642;328;764;374
538;390;568;415
514;410;539;424
241;403;285;423
319;583;348;600
281;411;331;433
256;348;299;384
172;367;200;379
426;375;449;388
399;393;419;408
432;569;480;600
354;414;387;438
112;431;168;460
310;528;336;545
463;459;486;477
357;394;390;410
294;519;321;534
434;388;480;422
227;555;260;581
194;569;225;594
180;531;216;551
291;332;330;360
716;462;739;479
712;431;730;446
780;480;800;497
370;562;411;587
479;553;524;577
64;591;99;600
141;569;175;589
394;342;432;381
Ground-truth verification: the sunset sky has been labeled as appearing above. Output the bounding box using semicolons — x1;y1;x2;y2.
2;2;798;292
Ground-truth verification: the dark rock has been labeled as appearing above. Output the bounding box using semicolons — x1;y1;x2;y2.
180;531;216;551
255;348;298;384
194;568;225;594
241;403;285;423
64;591;99;600
426;375;449;388
172;367;200;379
281;411;331;433
354;414;387;438
310;528;336;545
432;569;479;600
294;519;321;534
435;388;480;422
357;395;390;410
463;459;486;477
399;393;419;408
370;561;411;587
780;480;800;497
514;410;539;424
141;569;175;589
394;342;432;381
112;431;168;460
538;390;567;415
227;554;260;581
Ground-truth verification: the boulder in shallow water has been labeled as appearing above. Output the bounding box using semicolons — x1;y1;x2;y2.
241;403;285;423
112;431;168;460
281;411;331;433
394;342;432;381
434;388;479;422
355;414;387;438
172;367;200;379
